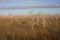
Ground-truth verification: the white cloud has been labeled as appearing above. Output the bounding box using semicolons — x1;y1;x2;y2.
0;0;60;9
0;3;60;9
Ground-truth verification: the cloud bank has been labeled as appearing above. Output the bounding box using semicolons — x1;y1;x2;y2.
0;0;60;9
0;4;60;9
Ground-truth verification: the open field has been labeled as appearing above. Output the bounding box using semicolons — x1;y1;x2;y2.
0;14;60;40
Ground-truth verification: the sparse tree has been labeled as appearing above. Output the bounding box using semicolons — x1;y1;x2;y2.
8;13;12;16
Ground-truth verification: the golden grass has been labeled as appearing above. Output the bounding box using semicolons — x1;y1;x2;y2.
0;14;60;40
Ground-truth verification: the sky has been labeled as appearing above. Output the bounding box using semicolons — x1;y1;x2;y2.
0;0;60;8
0;0;60;15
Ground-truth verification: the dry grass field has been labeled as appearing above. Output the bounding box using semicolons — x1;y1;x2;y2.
0;14;60;40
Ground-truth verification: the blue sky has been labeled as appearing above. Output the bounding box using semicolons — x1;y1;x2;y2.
0;0;60;15
40;0;60;3
0;0;60;7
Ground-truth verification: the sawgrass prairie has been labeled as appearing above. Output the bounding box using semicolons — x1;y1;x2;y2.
0;14;60;40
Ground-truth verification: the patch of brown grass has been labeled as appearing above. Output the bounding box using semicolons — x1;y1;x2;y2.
0;14;60;40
